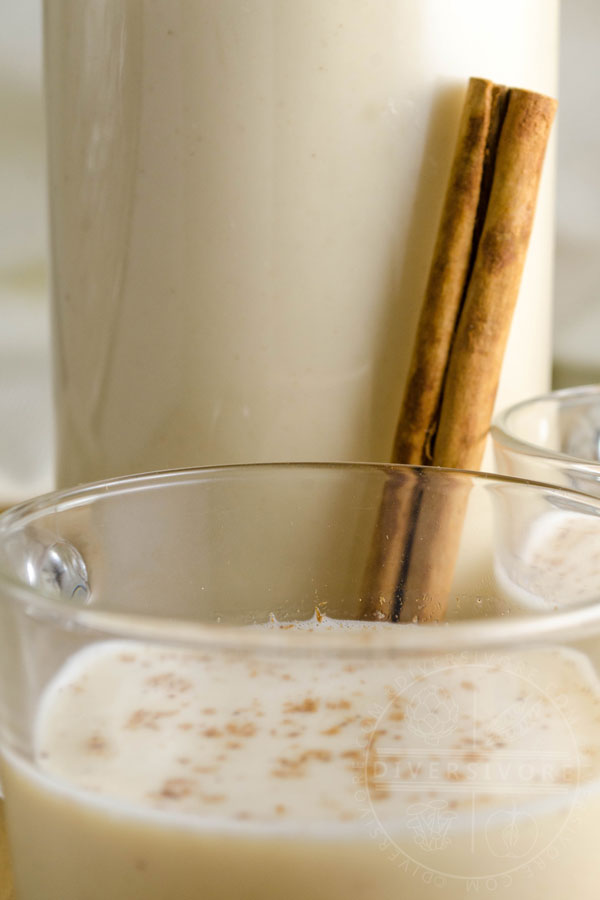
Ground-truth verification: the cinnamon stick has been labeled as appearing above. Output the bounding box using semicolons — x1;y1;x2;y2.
362;78;502;620
432;87;557;470
360;466;421;621
364;78;557;623
393;77;505;466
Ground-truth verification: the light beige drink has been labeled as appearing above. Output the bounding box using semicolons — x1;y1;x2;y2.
44;0;558;486
3;617;600;898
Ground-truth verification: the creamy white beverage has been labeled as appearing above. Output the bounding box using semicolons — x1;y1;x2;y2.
3;616;600;898
44;0;558;486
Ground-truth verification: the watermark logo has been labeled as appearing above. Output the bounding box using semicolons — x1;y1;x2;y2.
406;799;457;852
406;683;459;744
355;652;586;890
484;805;539;861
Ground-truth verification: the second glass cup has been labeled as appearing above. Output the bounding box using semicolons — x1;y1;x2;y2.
492;384;600;496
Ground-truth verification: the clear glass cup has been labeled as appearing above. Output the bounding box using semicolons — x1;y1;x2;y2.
492;384;600;496
2;462;600;899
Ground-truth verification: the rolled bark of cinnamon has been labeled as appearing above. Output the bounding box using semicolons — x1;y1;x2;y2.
393;77;504;467
364;77;557;623
432;87;557;471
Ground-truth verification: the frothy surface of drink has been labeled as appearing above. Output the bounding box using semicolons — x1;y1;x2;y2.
33;615;600;829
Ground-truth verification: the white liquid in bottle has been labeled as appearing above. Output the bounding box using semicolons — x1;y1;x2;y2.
44;0;558;485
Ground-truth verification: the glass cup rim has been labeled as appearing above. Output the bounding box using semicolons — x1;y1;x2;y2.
2;461;600;657
491;383;600;468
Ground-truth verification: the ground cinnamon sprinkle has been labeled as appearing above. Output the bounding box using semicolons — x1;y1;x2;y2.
284;698;319;714
462;751;484;763
159;778;194;800
201;794;226;804
325;699;351;710
340;749;362;761
126;709;176;730
321;715;359;736
226;721;256;737
272;748;333;779
84;733;109;755
202;727;223;738
145;672;193;693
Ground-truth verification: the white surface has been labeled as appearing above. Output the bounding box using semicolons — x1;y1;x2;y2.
0;0;52;503
554;0;600;378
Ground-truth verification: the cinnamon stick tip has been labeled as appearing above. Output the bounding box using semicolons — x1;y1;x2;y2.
469;77;558;118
